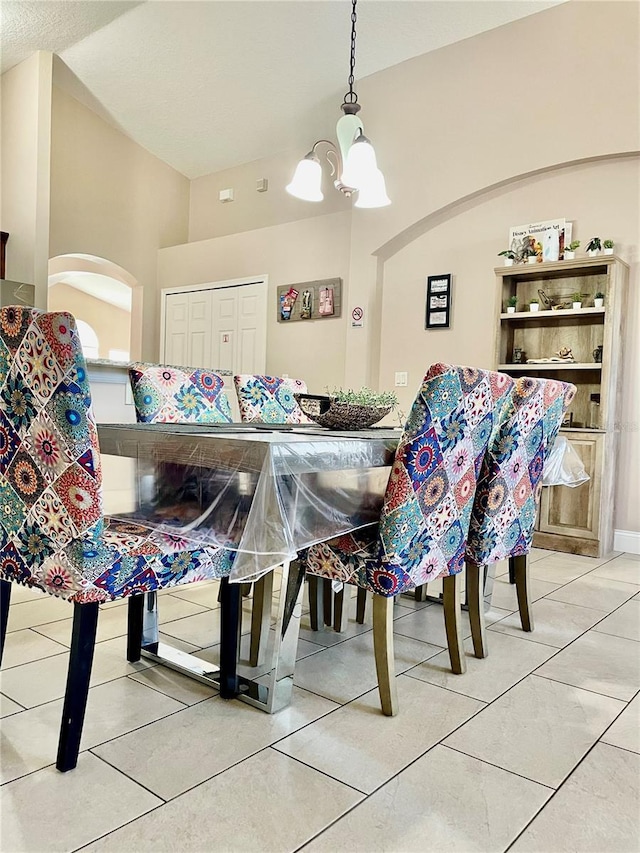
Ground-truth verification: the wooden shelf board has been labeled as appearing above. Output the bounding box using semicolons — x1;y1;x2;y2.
499;363;603;371
495;255;628;277
500;308;605;320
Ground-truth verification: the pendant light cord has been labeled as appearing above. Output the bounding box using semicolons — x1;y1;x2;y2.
343;0;358;106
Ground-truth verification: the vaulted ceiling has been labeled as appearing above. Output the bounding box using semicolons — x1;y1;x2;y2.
3;1;565;178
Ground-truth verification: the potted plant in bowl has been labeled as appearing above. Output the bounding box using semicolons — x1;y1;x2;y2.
498;250;517;266
564;240;580;260
295;387;398;430
585;237;602;257
603;239;614;255
594;291;605;308
529;298;539;312
506;295;518;314
523;247;537;265
572;292;583;310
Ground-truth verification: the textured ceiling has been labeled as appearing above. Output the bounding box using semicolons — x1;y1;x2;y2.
4;0;565;178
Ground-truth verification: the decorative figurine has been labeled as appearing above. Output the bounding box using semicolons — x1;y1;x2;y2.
513;347;525;364
300;289;312;319
592;345;603;363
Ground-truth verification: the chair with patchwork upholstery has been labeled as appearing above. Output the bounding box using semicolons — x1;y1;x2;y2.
129;362;233;423
303;363;516;715
464;376;576;657
233;374;312;424
0;308;237;771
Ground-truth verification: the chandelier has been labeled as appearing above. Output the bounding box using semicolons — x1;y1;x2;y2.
286;0;391;208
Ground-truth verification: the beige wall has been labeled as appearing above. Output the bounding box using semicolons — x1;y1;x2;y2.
158;211;351;393
182;1;639;534
47;282;131;360
1;51;52;304
49;84;190;360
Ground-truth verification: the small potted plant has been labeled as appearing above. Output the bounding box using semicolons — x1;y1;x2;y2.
585;237;602;257
603;239;614;255
498;250;517;266
523;247;537;265
594;291;605;308
506;295;518;314
529;298;539;313
572;291;583;310
564;240;580;260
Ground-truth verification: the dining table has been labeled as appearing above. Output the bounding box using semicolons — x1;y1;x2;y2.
97;421;400;713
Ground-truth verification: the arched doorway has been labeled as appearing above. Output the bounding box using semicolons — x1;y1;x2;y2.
48;254;142;361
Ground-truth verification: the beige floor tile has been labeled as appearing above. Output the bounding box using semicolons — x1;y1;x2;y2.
407;631;556;702
529;553;603;584
160;580;220;607
83;748;362;852
0;753;161;853
293;630;442;705
195;629;324;669
489;577;561;610
92;686;337;799
445;674;624;787
275;675;484;793
34;595;209;647
0;636;154;708
546;573;640;613
160;607;236;647
511;743;640;852
529;548;558;562
298;613;373;647
590;555;640;585
0;628;68;670
601;696;640;754
0;677;184;784
592;599;640;642
393;603;512;648
535;631;640;700
128;664;218;705
0;692;24;717
6;596;74;632
303;744;551;853
489;599;605;648
5;583;51;604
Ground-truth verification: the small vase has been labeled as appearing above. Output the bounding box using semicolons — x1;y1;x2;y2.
564;250;575;260
507;306;516;314
527;256;537;264
587;250;599;257
594;298;604;308
573;301;582;310
503;258;514;266
529;303;539;312
604;247;614;255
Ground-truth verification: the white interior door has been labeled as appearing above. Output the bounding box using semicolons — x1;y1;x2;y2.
163;278;267;421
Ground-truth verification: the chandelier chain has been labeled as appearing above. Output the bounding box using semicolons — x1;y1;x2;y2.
344;0;358;105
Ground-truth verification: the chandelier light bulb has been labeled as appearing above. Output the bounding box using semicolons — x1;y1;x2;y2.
354;168;391;208
341;130;378;191
286;155;324;202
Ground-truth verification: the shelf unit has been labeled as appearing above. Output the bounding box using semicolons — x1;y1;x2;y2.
494;255;628;557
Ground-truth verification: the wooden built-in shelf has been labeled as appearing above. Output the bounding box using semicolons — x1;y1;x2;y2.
500;308;605;321
498;363;602;371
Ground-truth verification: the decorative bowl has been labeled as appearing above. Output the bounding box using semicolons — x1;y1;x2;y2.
295;393;392;430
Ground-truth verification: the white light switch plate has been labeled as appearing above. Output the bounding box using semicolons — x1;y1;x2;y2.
395;371;408;387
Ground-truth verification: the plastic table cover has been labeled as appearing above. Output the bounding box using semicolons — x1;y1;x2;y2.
97;423;399;582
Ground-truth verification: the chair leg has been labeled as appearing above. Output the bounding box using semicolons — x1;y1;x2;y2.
307;576;322;631
513;554;534;632
414;584;428;602
0;579;11;667
126;594;144;662
218;578;241;700
249;572;273;667
333;587;348;632
508;556;516;584
372;594;398;716
56;601;99;772
443;573;466;675
355;587;368;624
322;578;333;626
466;563;488;658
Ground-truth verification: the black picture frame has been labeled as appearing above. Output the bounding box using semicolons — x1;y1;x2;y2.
425;274;452;329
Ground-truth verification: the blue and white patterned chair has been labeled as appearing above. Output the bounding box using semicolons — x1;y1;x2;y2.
233;374;312;424
0;310;237;771
129;362;232;423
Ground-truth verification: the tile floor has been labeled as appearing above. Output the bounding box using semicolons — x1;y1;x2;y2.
1;550;639;852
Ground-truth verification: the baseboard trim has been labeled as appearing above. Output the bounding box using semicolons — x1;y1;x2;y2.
614;529;640;555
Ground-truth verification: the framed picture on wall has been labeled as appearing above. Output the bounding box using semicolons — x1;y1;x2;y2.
425;274;452;329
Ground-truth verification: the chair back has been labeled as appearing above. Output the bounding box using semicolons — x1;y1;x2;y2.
0;307;104;590
369;364;515;596
234;374;312;423
466;376;576;565
129;363;232;423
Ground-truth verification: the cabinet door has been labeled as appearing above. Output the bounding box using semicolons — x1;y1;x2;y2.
539;433;602;540
187;291;212;368
164;293;189;366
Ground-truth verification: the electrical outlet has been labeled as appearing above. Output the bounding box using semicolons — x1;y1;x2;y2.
395;371;408;387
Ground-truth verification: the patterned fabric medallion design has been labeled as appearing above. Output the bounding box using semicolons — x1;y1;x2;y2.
234;375;312;424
